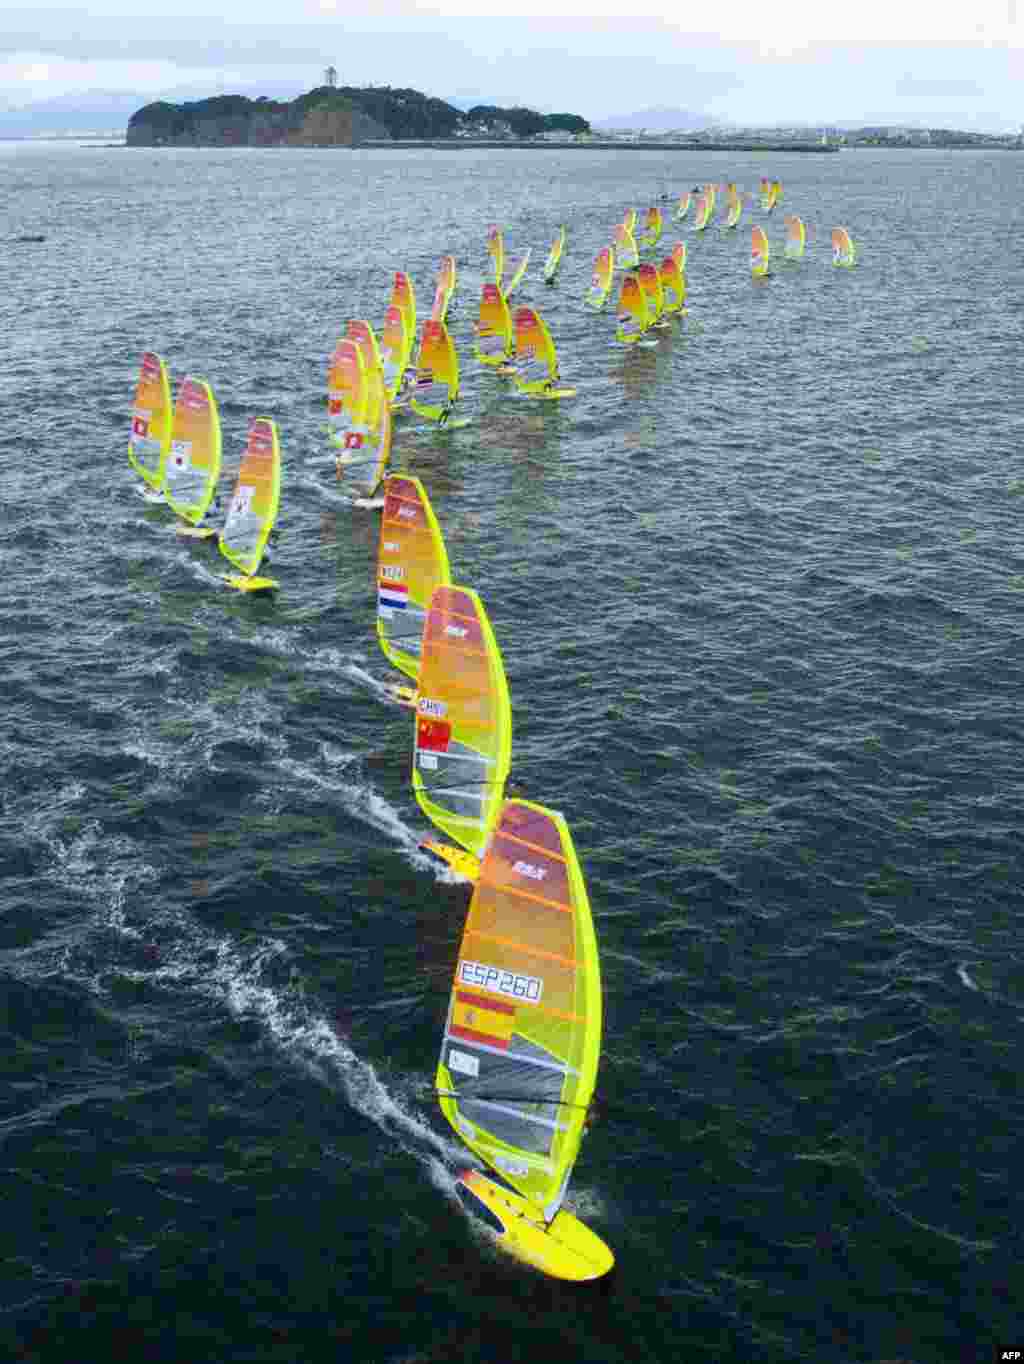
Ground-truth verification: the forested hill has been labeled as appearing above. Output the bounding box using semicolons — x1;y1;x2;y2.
126;85;591;147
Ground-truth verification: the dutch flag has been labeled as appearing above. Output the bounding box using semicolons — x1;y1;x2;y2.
378;581;408;617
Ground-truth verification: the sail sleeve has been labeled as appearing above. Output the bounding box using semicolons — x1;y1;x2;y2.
437;799;602;1220
376;475;451;681
219;418;281;578
129;351;173;490
164;377;221;524
412;585;511;859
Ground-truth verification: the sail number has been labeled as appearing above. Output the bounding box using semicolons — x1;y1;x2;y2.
459;959;543;1003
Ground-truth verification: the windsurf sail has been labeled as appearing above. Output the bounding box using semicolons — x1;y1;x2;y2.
613;222;639;269
639;206;663;250
337;363;391;500
671;241;687;272
410;320;460;423
412;584;511;861
129;351;173;491
692;192;712;233
377;474;451;684
751;224;770;278
543;226;566;283
430;256;457;323
724;190;742;230
487;226;505;290
615;272;648;344
784;215;806;260
436;797;603;1224
585;247;614;310
831;227;856;267
510;306;560;395
759;177;772;209
506;250;531;298
767;180;782;211
659;254;686;315
636;263;664;326
219;417;281;579
704;184;717;218
327;338;367;444
381;304;411;401
621;208;637;234
475;284;513;366
675;191;691;221
164;377;221;525
346;320;385;428
390;271;417;351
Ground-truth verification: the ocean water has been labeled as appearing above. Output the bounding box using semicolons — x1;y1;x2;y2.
2;140;1022;1364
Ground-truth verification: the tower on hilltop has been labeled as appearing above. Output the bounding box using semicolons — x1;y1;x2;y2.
324;66;337;89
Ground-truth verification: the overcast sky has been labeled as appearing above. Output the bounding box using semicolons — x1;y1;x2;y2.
1;1;1020;129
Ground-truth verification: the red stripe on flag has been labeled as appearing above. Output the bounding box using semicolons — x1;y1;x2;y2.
449;1024;510;1051
455;990;516;1015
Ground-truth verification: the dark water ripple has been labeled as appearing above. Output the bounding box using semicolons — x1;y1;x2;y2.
2;141;1023;1362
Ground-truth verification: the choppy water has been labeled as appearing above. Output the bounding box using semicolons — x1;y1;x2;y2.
2;141;1023;1363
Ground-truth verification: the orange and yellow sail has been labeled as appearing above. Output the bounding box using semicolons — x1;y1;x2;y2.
615;272;648;343
585;247;614;310
413;584;512;862
487;226;505;290
831;227;856;267
639;206;663;249
510;306;561;395
129;351;173;491
751;224;770;278
475;284;513;366
543;226;566;283
613;221;639;269
659;253;686;315
410;320;460;423
164;377;221;525
436;798;607;1256
219;417;281;580
381;304;411;401
506;249;531;298
692;192;712;232
376;474;451;684
390;271;417;349
327;337;366;442
636;263;664;326
767;180;782;211
724;187;742;229
784;215;806;260
430;256;457;323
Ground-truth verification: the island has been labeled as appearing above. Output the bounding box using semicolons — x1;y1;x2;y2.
126;86;591;148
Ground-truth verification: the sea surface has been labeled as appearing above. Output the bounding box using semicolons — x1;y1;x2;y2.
2;141;1022;1364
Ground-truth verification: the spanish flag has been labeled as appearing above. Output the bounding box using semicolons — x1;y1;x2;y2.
449;990;515;1050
